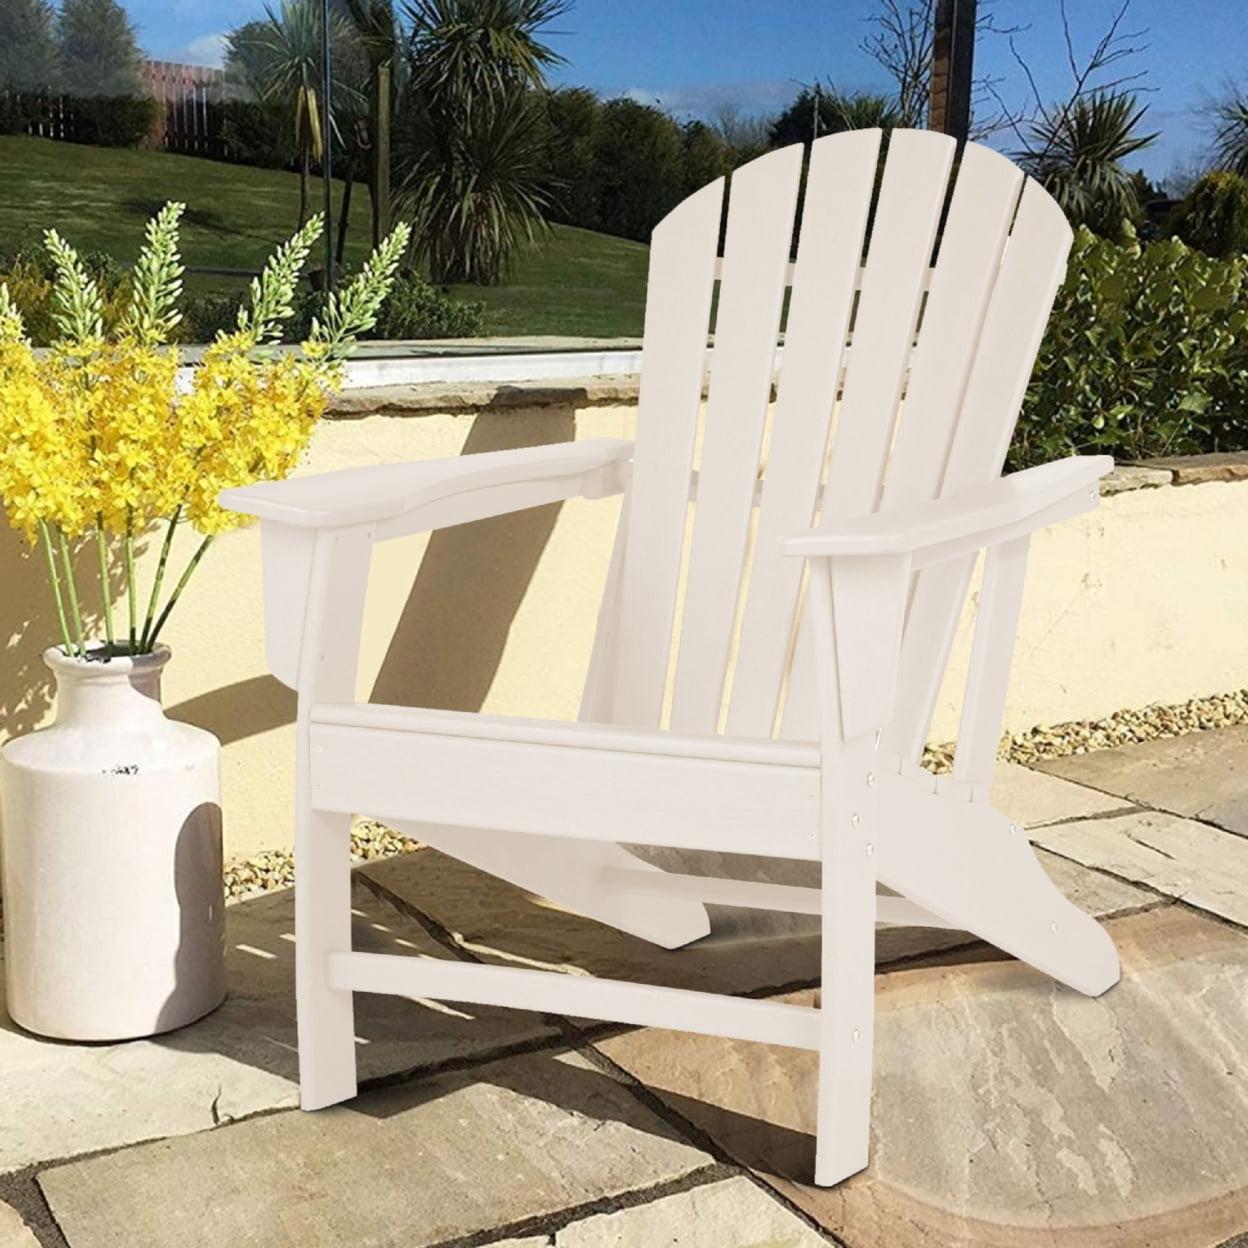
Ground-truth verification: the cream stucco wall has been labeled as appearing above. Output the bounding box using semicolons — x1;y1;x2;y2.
2;390;1244;861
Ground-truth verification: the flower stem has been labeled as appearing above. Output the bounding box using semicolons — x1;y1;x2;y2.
39;521;74;655
95;521;114;655
147;534;213;648
140;505;180;652
125;509;138;653
57;530;87;659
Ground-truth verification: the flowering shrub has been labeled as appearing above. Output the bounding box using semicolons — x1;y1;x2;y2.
0;204;411;658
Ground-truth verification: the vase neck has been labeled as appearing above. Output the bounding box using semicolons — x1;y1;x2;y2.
47;651;169;730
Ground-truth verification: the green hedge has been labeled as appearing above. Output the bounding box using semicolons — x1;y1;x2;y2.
1168;171;1248;260
1013;226;1248;468
180;270;484;345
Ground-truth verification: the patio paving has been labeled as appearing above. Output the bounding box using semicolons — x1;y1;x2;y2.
485;1175;832;1246
3;751;1246;1248
38;1050;713;1248
0;875;555;1173
1037;725;1248;837
0;1200;39;1248
593;907;1248;1248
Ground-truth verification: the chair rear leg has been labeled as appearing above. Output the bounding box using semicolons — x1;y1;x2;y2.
814;733;878;1187
296;806;358;1110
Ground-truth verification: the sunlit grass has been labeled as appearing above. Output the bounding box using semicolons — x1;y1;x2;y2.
0;134;648;338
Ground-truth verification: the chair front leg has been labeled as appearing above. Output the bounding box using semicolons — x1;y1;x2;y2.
814;729;878;1186
290;522;376;1110
295;803;358;1109
803;558;884;1186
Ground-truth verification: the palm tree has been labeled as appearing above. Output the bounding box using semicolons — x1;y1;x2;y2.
230;0;357;228
341;0;404;248
403;0;568;100
768;85;901;148
824;89;903;134
1211;84;1248;178
396;86;550;284
394;0;568;284
1019;92;1158;238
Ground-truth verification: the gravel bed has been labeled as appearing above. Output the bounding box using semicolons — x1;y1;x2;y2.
224;821;416;903
218;687;1248;904
922;687;1248;773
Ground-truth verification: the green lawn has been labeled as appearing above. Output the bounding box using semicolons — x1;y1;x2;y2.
0;134;648;338
450;223;647;338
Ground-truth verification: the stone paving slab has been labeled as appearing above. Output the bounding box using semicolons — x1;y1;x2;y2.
486;1176;830;1246
1032;849;1155;920
0;877;553;1175
38;1050;711;1248
1038;726;1248;837
1034;809;1248;928
361;847;827;992
991;761;1130;827
594;907;1248;1248
0;1200;38;1248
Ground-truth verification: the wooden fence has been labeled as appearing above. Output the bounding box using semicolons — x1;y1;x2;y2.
1;61;227;157
144;61;225;156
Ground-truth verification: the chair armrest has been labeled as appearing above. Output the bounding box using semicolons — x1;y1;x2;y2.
780;455;1112;566
218;438;634;531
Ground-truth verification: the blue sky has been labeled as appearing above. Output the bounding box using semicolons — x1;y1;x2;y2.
130;0;1247;182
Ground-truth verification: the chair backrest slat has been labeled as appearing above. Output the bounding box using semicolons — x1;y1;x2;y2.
881;142;1024;510
819;128;954;523
668;145;805;735
883;177;1074;761
608;177;723;729
780;129;955;741
724;130;880;739
595;132;1072;756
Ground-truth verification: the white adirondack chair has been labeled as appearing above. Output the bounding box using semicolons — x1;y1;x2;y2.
221;129;1121;1188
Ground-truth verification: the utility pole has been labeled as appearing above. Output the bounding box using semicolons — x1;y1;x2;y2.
812;80;821;142
929;0;977;141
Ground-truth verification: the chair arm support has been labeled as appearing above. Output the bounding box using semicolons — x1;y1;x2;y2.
218;437;634;533
779;455;1113;567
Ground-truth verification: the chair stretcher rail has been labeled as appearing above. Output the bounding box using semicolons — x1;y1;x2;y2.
327;952;821;1050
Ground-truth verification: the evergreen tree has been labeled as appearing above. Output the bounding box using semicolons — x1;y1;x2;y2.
0;0;60;91
58;0;144;98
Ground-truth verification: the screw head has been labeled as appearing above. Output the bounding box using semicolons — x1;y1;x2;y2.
866;772;875;787
1009;823;1018;836
852;1028;861;1043
851;813;860;827
865;843;874;857
1050;921;1058;933
1089;489;1098;503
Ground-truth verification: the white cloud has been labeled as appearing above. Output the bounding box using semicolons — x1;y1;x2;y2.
174;32;230;69
616;80;797;120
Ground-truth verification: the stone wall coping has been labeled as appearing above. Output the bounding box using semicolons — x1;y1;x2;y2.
326;379;1248;497
327;374;643;417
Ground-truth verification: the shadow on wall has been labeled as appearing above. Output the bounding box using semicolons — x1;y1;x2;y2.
157;405;577;740
369;406;575;712
0;528;129;742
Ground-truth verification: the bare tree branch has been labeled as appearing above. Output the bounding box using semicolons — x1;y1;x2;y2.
861;0;1027;130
